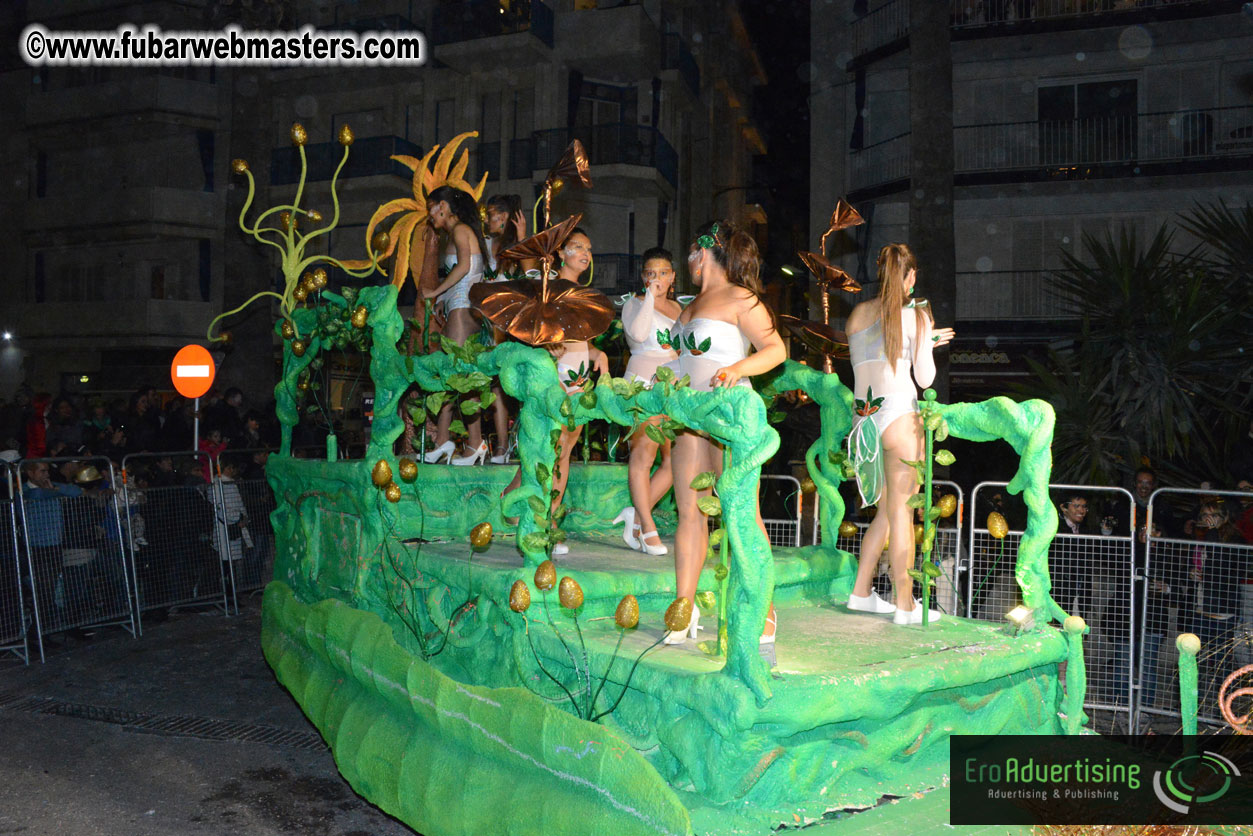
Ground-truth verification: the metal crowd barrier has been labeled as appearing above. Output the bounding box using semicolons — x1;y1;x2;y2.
14;456;138;663
1;463;29;663
814;481;964;613
120;452;231;633
1137;487;1253;732
967;482;1137;729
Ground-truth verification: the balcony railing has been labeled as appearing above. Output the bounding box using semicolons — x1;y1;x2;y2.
663;33;701;96
849;132;910;192
429;0;554;48
270;136;423;186
955;270;1079;320
850;0;910;61
532;124;678;188
950;0;1235;29
849;105;1253;192
507;137;534;180
850;0;1237;61
472;141;503;182
587;253;643;298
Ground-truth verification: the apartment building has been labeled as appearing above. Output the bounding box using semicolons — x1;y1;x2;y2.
811;0;1252;396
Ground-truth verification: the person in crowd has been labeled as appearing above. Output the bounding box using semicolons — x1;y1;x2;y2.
0;387;33;455
663;220;786;655
160;397;195;451
1131;467;1186;708
20;460;83;640
845;243;954;626
123;390;159;454
1049;490;1098;620
206;387;245;445
24;393;51;458
198;427;228;482
81;399;114;452
612;246;682;556
1190;498;1248;700
233;409;267;451
212;454;251;603
44;397;83;457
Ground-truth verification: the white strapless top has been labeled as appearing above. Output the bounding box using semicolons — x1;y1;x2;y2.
622;294;678;356
661;317;752;391
441;251;485;284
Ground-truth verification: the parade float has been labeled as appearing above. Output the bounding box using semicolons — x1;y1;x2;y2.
218;125;1090;835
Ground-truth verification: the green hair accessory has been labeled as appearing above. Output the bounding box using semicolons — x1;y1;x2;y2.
696;222;721;250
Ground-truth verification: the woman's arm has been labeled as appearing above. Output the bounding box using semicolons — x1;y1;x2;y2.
911;308;954;389
713;296;786;388
621;294;655;344
591;347;610;378
423;224;475;299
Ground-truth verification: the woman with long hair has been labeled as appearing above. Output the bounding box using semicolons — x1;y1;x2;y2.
420;185;491;465
845;243;955;624
664;221;786;653
483;194;528;463
612;247;681;555
502;228;609;556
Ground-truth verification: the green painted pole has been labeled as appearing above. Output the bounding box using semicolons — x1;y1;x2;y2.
1061;615;1089;734
1177;632;1200;737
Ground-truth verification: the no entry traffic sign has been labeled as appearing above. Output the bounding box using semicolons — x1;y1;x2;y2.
171;344;216;399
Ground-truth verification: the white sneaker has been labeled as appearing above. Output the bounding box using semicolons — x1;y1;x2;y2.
551;543;569;556
847;591;896;614
893;600;942;625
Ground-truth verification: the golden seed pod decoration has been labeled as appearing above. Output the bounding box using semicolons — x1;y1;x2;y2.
312;268;328;287
300;272;316;293
371;459;393;487
470;522;493;550
837;520;859;538
280;320;295;340
371;231;390;254
913;523;925;545
509;580;531;613
296;379;309;392
614;595;640;629
307;209;323;223
937;494;957;519
293;285;308;302
219;331;233;346
291;122;308;146
800;476;816;495
280;211;295;233
338;124;354;146
397;458;417;482
384;482;403;503
534;560;556;591
290;338;307;356
351;305;369;329
558;576;584;610
231;158;249;174
664;597;693;632
987;511;1009;540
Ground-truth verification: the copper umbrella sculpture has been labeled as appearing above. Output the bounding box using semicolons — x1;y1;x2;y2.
787;198;866;371
470;214;614;346
534;140;592;232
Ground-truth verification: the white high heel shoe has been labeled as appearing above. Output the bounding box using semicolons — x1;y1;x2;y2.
423;441;455;464
663;605;702;645
452;441;488;466
636;526;667;556
612;507;639;550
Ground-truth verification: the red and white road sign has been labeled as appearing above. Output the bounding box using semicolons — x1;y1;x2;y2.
171;344;216;399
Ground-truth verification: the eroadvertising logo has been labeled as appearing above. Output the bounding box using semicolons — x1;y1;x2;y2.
1152;750;1240;814
951;735;1253;825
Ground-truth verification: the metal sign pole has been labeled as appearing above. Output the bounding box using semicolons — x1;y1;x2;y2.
193;396;200;452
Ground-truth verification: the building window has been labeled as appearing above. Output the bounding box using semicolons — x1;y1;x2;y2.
1037;79;1137;166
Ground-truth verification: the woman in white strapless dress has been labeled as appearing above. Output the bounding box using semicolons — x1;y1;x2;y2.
483;194;530;463
501;228;609;556
612;247;683;556
662;221;786;655
843;243;954;625
420;186;491;464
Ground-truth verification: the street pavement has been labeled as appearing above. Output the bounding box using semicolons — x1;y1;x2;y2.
0;595;420;836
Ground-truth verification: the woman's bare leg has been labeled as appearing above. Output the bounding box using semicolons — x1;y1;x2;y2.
671;432;711;602
435;309;483;450
628;420;673;541
552;425;582;511
879;413;925;611
711;445;777;637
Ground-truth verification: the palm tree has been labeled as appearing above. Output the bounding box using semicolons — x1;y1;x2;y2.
1023;223;1249;484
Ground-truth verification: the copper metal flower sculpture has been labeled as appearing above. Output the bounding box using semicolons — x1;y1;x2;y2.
777;315;849;360
470;214;614;345
787;198;867;370
536;139;592;231
340;131;488;290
